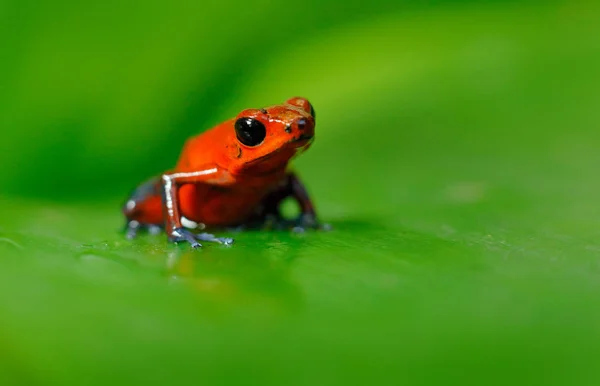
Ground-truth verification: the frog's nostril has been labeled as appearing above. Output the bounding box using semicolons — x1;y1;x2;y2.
297;118;307;131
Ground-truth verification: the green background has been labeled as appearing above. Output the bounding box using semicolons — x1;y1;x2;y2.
2;0;600;385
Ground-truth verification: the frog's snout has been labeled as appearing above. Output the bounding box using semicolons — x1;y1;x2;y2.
287;116;315;145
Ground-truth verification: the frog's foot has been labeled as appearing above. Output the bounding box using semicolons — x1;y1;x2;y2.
147;225;163;235
195;232;234;246
169;228;234;249
169;228;202;249
253;214;331;233
291;214;332;233
125;220;163;239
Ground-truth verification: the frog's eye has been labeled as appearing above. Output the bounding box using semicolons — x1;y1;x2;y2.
235;117;266;147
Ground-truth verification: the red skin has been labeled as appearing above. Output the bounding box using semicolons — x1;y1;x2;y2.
122;97;322;247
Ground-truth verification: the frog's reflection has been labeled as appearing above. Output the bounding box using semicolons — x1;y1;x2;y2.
164;238;304;314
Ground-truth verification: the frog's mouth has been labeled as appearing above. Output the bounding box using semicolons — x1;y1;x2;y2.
290;134;314;147
296;134;314;142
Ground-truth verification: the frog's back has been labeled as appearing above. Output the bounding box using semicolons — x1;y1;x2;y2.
175;120;235;172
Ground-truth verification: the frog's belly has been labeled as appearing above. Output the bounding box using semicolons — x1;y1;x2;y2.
178;183;266;227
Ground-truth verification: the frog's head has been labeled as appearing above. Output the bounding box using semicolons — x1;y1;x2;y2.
227;97;316;176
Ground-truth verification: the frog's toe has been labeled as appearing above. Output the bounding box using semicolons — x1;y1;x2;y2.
125;229;138;240
147;225;163;235
125;220;141;239
170;228;203;249
125;221;165;240
219;237;234;246
291;226;307;233
291;215;331;232
320;223;333;231
195;232;235;246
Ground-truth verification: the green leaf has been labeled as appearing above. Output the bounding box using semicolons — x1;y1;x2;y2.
1;1;600;385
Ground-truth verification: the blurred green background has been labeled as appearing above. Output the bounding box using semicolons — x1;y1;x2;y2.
2;0;600;385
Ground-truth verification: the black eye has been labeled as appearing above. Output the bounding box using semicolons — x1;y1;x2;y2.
235;117;266;147
309;103;316;119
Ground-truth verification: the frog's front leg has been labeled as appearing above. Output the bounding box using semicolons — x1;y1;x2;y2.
161;167;235;248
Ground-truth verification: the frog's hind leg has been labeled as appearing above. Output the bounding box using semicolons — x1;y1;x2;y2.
122;177;165;239
244;172;331;232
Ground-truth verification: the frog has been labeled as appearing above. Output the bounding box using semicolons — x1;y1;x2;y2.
122;97;327;248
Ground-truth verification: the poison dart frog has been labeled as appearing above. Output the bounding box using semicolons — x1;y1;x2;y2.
122;97;327;248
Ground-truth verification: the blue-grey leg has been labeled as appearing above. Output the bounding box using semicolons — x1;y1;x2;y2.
125;221;164;239
170;228;202;249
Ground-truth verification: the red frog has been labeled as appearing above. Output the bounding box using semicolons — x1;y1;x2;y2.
122;97;327;248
